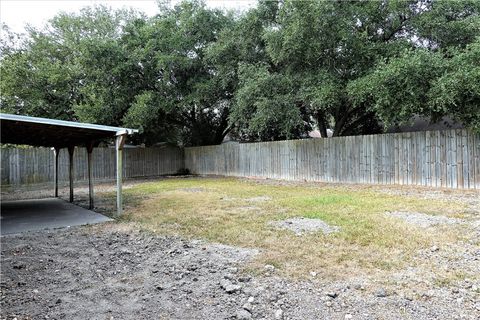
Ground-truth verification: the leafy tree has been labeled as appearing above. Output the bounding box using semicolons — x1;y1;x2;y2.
230;63;310;141
119;1;236;145
206;0;283;141
348;49;446;128
348;0;480;132
229;0;480;140
0;6;140;121
351;37;480;131
1;2;236;146
429;39;480;131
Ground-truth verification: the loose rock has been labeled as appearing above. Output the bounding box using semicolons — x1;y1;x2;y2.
274;309;284;320
375;288;388;298
236;309;252;320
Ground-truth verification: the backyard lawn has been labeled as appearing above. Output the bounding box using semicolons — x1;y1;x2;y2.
3;177;479;319
112;177;478;285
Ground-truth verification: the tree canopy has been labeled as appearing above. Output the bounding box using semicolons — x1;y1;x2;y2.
1;0;479;145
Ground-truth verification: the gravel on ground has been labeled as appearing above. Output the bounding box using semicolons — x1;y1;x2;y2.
2;224;479;320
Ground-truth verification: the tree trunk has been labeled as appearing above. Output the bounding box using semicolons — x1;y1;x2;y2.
315;112;328;138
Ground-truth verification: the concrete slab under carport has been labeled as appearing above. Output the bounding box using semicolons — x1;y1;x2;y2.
1;198;113;235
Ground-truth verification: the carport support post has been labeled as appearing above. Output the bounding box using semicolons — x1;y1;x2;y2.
53;147;60;197
68;146;75;203
86;142;94;210
116;133;127;216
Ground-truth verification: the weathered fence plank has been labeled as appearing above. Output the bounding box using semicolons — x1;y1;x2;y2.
185;129;480;189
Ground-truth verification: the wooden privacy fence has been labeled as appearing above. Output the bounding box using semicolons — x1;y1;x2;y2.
3;129;479;190
1;146;184;188
185;129;480;189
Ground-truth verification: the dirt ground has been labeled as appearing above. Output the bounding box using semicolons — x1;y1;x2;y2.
1;224;479;320
1;177;480;319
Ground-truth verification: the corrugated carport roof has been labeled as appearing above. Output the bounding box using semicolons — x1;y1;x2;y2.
0;113;138;147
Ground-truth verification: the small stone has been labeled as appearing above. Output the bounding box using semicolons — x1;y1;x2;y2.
243;302;253;312
221;280;241;293
247;296;255;303
274;309;284;320
375;288;388;298
120;248;132;254
345;314;353;319
325;291;338;298
354;284;364;290
236;309;252;320
156;285;164;290
264;264;276;273
269;293;279;302
430;246;439;252
310;271;317;277
56;298;62;304
228;267;239;273
325;301;333;307
224;273;235;280
187;264;198;271
404;293;414;301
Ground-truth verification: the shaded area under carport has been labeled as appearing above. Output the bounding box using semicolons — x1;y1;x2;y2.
0;113;138;216
1;198;112;235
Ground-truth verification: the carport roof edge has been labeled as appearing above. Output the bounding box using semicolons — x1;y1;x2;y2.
0;113;138;148
0;113;138;135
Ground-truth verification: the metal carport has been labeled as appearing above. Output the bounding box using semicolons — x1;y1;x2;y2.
0;113;138;216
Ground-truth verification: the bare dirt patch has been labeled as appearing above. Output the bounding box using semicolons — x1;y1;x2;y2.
1;224;479;320
270;217;340;235
386;211;463;228
178;187;207;193
246;196;272;202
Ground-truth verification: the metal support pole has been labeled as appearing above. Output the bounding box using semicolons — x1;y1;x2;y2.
86;142;94;210
68;146;75;203
115;134;127;216
53;147;60;197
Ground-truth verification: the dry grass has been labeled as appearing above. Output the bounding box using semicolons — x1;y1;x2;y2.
104;177;477;283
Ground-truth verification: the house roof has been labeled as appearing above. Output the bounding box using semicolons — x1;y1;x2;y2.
0;113;138;148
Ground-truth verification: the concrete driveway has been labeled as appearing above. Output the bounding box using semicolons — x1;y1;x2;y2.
1;198;112;235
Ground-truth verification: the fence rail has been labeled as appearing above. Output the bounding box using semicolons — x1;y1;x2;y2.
185;129;480;189
1;146;185;188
